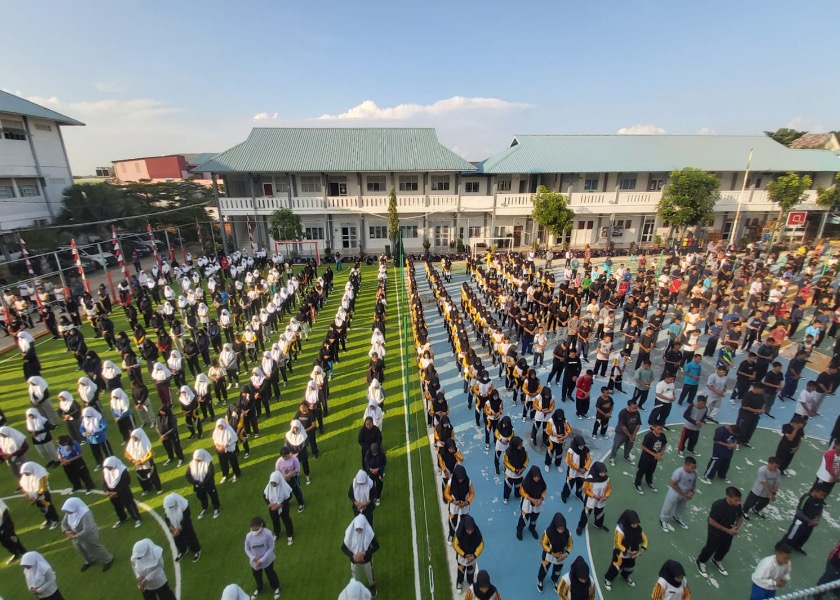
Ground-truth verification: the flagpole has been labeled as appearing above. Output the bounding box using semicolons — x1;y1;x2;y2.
730;147;754;246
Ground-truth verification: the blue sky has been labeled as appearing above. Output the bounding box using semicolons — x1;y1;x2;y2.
3;0;839;174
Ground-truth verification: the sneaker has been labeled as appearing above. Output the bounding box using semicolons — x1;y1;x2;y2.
504;498;509;504
597;524;609;532
103;559;114;572
661;520;670;532
485;444;490;451
287;537;293;546
177;459;183;467
220;476;228;484
49;521;58;530
516;528;523;540
251;592;259;600
537;580;544;593
5;555;17;565
711;559;728;576
113;519;125;529
724;478;731;484
244;453;250;459
609;458;615;467
163;459;172;466
673;516;688;529
273;589;281;599
626;456;636;465
647;484;658;493
231;475;238;483
80;562;92;572
297;505;304;514
678;451;684;458
603;579;612;591
213;509;220;519
742;442;753;449
193;551;201;562
456;583;463;592
696;560;708;578
634;484;644;495
198;509;207;519
626;577;636;587
700;477;712;485
741;511;751;521
306;476;311;485
691;451;701;457
134;520;142;528
752;509;766;520
175;552;186;563
375;498;381;507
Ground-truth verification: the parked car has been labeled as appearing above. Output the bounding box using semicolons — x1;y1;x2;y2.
57;246;117;269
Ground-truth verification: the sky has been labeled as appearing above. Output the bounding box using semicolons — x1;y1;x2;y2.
2;0;839;175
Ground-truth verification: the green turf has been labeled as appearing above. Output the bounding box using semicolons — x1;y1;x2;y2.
0;264;449;599
588;427;835;598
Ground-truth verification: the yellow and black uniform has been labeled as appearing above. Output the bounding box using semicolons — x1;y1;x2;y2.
516;465;547;539
575;461;611;536
604;510;648;588
537;512;573;591
493;416;514;476
472;372;494;429
444;464;475;542
483;390;504;449
531;387;555;447
557;556;595;600
464;570;501;600
561;436;591;503
544;409;572;470
453;515;484;591
652;560;691;600
433;416;454;450
428;391;449;427
502;436;528;503
438;438;463;493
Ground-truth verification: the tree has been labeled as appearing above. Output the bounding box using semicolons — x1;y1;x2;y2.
817;173;840;212
387;186;400;257
766;172;812;252
764;128;807;147
269;208;304;241
657;168;720;240
58;183;140;239
531;185;574;247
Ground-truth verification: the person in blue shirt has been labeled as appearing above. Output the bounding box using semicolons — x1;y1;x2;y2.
56;435;95;493
678;355;703;406
701;424;739;484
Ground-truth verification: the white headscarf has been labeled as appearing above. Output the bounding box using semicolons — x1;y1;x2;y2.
178;385;195;407
28;376;48;400
221;584;250;600
219;343;236;365
110;388;131;416
102;456;127;489
58;390;75;412
338;578;373;600
343;514;375;555
0;426;26;454
285;419;307;447
364;399;383;423
250;367;266;388
151;363;172;382
21;551;53;591
19;461;49;498
131;538;163;573
212;419;237;450
81;406;104;432
367;380;384;404
125;428;153;462
78;377;98;404
101;360;121;380
194;373;211;396
352;469;373;504
18;331;35;353
163;493;189;529
305;380;319;406
264;471;292;505
167;351;183;372
61;497;90;530
189;449;212;481
24;408;49;437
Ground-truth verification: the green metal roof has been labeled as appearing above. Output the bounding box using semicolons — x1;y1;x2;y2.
185;153;220;167
0;90;84;126
196;127;477;173
479;135;840;174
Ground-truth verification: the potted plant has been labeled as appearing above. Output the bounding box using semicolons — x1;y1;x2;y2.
422;237;431;252
456;239;466;253
653;235;663;250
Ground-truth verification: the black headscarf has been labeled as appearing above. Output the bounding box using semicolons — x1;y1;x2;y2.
571;435;588;461
521;465;546;499
586;461;608;483
568;556;592;600
540;387;552;403
455;515;482;555
659;559;685;588
472;570;497;600
505;436;527;471
617;509;643;550
545;512;570;553
497;416;513;439
550;408;567;432
449;465;471;501
435;415;453;442
525;371;540;393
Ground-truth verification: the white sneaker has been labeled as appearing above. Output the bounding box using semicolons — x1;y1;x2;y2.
231;475;238;483
219;476;227;484
163;459;172;466
213;509;220;519
661;520;670;532
609;458;615;467
287;537;293;546
544;465;550;473
198;509;207;519
177;459;183;467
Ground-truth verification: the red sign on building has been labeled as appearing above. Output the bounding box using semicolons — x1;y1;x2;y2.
787;212;807;227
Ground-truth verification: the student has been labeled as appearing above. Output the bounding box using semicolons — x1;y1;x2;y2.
155;405;184;467
19;462;60;529
464;570;501;600
660;457;696;532
561;435;590;503
517;465;547;540
705;366;728;423
102;456;142;529
696;486;743;577
762;362;784;418
124;428;163;495
652;560;690;600
275;446;305;513
502;436;528;504
737;381;765;448
603;509;648;591
779;484;829;555
678;354;703;406
814;540;840;599
336;580;371;600
163;493;201;562
0;499;28;564
634;421;667;494
24;409;58;467
80;406;112;469
651;375;676;428
349;469;377;527
131;538;177;600
185;449;220;519
444;465;474;545
795;381;819;421
677;395;707;457
814;440;840;497
776;416;806;476
631;360;654;410
544;409;571;472
742;457;781;520
20;551;64;600
750;542;792;599
574;369;594;419
212;418;241;483
56;435;95;493
536;513;573;593
284;419;310;485
609;399;641;467
245;516;282;599
557;556;596;600
59;498;114;572
701;423;739;485
264;472;294;547
576;461;611;536
592;388;614;439
452;515;483;593
493;416;514;476
342;514;380;598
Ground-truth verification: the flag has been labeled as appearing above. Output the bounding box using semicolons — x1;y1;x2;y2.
19;235;34;276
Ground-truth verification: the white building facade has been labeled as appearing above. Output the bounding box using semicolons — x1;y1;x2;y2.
0;91;83;232
201;129;840;255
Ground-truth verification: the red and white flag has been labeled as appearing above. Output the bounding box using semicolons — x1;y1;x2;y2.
70;238;91;293
247;216;254;250
112;225;131;282
147;222;161;268
19;235;34;276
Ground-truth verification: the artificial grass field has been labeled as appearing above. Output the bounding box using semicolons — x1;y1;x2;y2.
587;426;836;598
0;264;449;599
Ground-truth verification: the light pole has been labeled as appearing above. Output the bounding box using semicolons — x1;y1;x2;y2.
730;147;754;245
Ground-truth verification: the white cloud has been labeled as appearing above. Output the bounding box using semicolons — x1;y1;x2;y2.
697;127;717;135
786;116;825;132
94;82;122;94
617;124;667;135
317;96;532;120
253;112;279;121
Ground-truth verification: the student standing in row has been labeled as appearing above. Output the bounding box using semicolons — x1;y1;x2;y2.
779;484;828;555
750;542;792;600
59;498;113;572
696;486;743;578
659;456;696;532
163;493;202;562
20;551;64;600
0;499;28;564
464;570;501;600
245;516;282;599
742;457;781;520
603;510;648;591
634;422;667;494
557;556;596;600
342;514;379;598
651;560;690;599
131;539;177;600
186;449;221;519
536;512;572;593
609;399;640;467
576;462;610;536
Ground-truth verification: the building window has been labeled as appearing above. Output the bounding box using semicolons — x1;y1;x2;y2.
398;176;418;191
0;183;15;198
648;178;665;191
434;225;450;246
304;227;324;240
746;176;763;189
95;168;111;177
300;176;321;193
231;181;247;197
341;226;357;249
464;181;480;193
34;123;52;132
275;176;289;193
641;217;655;242
497;177;512;192
134;163;141;173
369;225;387;239
18;183;40;197
584;177;599;191
400;225;418;238
262;183;274;196
1;119;26;140
619;174;637;190
430;175;450;191
468;226;482;237
367;176;386;192
578;220;594;230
